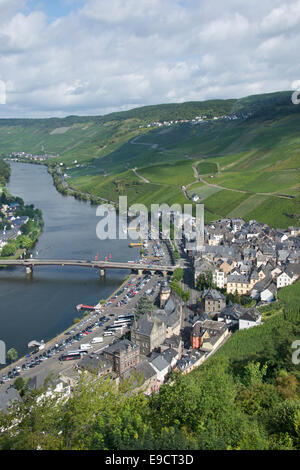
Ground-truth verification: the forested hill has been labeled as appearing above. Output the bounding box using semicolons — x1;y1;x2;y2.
0;91;297;164
0;90;295;130
0;99;237;128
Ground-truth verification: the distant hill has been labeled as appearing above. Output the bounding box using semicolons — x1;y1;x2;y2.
0;91;296;159
1;91;299;228
0;99;236;128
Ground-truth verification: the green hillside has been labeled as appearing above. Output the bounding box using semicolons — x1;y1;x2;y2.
1;91;300;227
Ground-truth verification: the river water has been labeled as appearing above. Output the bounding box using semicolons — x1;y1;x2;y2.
0;163;139;358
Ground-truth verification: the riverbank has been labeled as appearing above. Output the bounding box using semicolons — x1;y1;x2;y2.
47;162;118;208
0;170;44;261
0;270;135;373
0;162;139;360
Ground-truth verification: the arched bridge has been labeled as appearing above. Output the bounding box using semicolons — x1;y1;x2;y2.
0;259;178;277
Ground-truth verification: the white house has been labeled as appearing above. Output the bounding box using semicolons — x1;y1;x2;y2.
213;269;226;289
277;271;294;288
260;283;277;302
289;227;299;237
149;355;170;384
239;308;262;330
209;232;224;246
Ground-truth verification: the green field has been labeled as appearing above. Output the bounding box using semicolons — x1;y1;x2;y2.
69;170;189;207
197;161;218;175
187;184;222;200
202;190;250;218
244;194;300;228
139;161;195;186
209;169;299;194
227;194;268;218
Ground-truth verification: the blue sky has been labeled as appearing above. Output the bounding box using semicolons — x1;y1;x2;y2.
0;0;300;117
25;0;84;20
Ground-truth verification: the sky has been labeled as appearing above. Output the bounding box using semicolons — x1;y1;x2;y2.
0;0;300;117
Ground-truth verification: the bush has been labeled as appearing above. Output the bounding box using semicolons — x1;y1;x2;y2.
172;268;184;282
170;280;190;302
1;241;18;257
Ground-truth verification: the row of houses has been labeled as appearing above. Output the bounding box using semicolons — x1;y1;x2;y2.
0;202;29;249
193;292;262;331
140;112;249;130
189;218;300;303
10;152;57;161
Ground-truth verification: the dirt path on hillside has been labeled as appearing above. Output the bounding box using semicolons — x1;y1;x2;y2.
219;151;255;171
192;162;200;179
184;160;295;201
130;146;295;203
132;167;150;183
130;135;158;149
198;176;295;199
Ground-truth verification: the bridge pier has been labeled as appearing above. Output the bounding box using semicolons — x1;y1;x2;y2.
162;271;167;277
100;268;106;278
25;266;33;275
138;269;143;276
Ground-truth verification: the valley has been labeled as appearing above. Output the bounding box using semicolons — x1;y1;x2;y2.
1;91;300;228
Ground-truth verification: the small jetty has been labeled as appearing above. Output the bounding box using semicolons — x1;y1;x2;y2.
76;304;97;311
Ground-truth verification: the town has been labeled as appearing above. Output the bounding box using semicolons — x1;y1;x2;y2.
0;200;29;252
140;111;251;129
1;215;299;413
9;152;58;162
0;195;43;258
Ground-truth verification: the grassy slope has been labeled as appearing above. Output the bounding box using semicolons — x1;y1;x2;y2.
1;91;299;227
212;278;300;363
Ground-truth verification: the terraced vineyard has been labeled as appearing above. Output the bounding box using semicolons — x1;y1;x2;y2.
1;91;300;228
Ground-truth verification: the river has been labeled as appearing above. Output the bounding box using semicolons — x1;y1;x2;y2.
0;163;139;358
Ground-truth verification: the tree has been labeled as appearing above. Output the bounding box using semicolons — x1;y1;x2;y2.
236;382;280;417
14;377;25;392
172;268;184;282
1;241;18;258
20;221;33;235
242;361;268;386
17;235;32;250
227;290;241;304
240;295;253;306
196;271;213;291
169;280;190;302
7;348;18;364
276;370;299;400
0;189;9;204
135;296;154;318
267;399;300;441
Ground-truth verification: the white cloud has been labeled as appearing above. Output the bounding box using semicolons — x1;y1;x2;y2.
0;11;46;53
0;0;27;24
261;0;300;33
0;0;299;117
198;13;250;42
